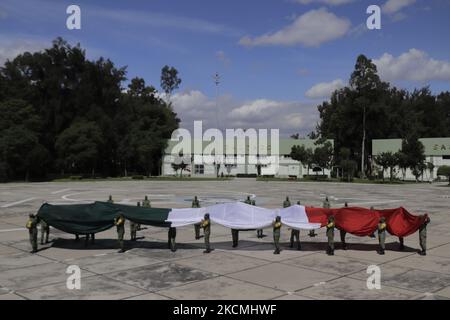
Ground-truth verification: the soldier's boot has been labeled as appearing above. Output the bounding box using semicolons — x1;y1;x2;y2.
378;248;385;255
326;246;331;255
75;234;79;242
309;230;317;237
204;249;211;253
419;250;426;256
330;249;334;256
342;242;347;250
297;243;302;251
399;244;405;251
289;240;294;248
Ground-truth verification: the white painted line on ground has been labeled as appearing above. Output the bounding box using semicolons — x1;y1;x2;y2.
1;198;36;208
94;253;107;257
0;228;27;233
51;188;71;194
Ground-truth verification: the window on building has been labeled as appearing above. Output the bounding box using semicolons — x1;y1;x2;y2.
194;165;204;175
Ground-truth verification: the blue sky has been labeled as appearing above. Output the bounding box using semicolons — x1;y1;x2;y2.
1;0;450;135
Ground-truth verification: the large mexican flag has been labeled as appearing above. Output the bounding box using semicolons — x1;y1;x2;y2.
37;201;426;238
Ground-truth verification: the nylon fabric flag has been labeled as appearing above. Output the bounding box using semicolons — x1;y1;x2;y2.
37;201;425;238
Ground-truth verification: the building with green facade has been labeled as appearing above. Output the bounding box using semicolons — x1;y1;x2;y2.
161;138;334;178
372;138;450;181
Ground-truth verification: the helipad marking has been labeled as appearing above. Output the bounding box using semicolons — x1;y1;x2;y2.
1;198;36;208
51;188;71;194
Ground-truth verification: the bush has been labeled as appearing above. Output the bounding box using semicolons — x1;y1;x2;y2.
236;174;257;178
70;176;83;180
437;165;450;185
132;175;145;180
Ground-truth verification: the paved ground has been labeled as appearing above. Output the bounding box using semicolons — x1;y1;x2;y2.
0;179;449;300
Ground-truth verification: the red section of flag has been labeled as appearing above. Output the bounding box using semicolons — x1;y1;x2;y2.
305;206;425;237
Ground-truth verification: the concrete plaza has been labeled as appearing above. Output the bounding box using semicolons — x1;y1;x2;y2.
0;179;449;300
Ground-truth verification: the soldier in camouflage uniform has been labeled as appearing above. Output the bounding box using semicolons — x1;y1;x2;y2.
340;202;348;250
290;228;301;250
252;199;264;238
369;206;376;238
40;218;50;245
114;213;126;253
326;216;335;256
283;196;291;208
272;216;282;254
377;217;387;255
399;237;405;251
201;213;212;253
26;214;38;253
419;214;430;256
130;202;139;241
192;196;202;240
168;227;177;252
231;228;239;248
142;196;151;207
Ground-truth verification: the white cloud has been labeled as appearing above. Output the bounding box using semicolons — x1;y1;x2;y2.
305;79;345;99
382;0;416;14
295;0;355;5
215;50;231;65
373;49;450;82
0;37;48;65
239;8;351;47
171;91;318;136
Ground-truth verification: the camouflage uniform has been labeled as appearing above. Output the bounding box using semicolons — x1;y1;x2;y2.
252;199;264;238
40;219;50;245
340;202;348;250
290;228;301;250
326;216;335;256
231;228;239;248
273;216;282;254
168;227;177;252
283;197;291;208
377;217;387;255
26;214;38;253
201;214;212;253
419;214;431;256
192;196;202;239
114;214;125;252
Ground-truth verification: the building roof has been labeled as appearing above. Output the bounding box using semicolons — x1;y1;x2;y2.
372;138;450;156
165;138;334;155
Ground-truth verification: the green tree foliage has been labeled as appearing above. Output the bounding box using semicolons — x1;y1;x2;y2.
401;135;426;182
0;38;179;181
290;145;314;175
316;54;450;178
374;151;398;181
437;165;450;185
160;65;182;103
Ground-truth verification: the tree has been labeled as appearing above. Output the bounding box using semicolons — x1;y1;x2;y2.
312;142;333;176
55;121;104;176
160;65;181;104
437;165;450;185
374;152;398;181
290;145;314;176
426;162;435;181
401;135;425;182
0;37;180;181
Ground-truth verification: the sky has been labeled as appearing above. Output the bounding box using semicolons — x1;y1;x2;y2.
1;0;450;136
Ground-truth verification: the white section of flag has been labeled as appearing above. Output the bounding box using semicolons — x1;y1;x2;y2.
166;202;321;230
